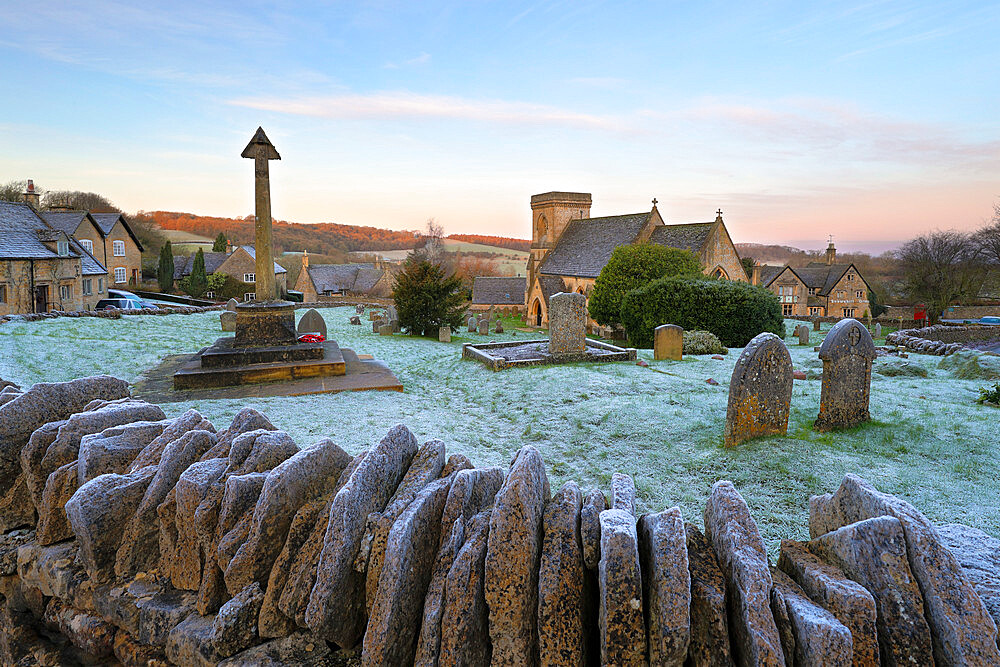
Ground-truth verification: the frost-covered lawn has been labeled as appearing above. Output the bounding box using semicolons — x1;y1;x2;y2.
1;309;998;550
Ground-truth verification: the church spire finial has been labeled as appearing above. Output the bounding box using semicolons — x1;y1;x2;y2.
716;209;723;221
651;198;658;208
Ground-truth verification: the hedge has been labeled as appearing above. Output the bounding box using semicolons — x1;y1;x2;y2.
620;277;784;348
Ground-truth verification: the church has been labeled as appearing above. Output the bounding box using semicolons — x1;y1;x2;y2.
523;192;748;326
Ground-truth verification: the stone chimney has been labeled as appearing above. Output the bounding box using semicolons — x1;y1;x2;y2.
226;240;233;254
22;180;40;209
302;249;309;269
751;261;761;286
825;240;836;265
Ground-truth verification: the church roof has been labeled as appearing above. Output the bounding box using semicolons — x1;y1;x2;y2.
648;222;714;253
472;277;526;305
538;275;568;306
538;213;651;278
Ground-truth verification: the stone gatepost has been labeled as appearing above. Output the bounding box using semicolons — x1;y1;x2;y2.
724;333;793;447
797;326;809;345
653;324;683;361
814;318;877;431
548;292;586;357
439;326;451;343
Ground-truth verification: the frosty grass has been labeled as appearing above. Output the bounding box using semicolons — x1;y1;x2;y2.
2;308;997;553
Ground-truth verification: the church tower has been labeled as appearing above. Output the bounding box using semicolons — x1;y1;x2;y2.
527;192;591;298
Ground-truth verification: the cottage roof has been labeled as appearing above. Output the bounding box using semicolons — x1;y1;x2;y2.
307;263;385;294
763;262;868;296
0;202;71;259
39;210;91;236
758;265;785;285
648;222;714;253
472;277;527;305
538;213;651;278
90;213;145;252
173;246;286;280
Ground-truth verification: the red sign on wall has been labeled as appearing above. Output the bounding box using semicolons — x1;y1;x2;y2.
914;303;927;323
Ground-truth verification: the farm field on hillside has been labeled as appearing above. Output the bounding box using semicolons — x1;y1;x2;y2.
2;310;997;553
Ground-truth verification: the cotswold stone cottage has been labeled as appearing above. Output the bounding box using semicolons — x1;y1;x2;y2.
293;251;393;301
0;201;108;315
523;192;748;326
41;208;144;288
172;245;287;301
757;242;871;318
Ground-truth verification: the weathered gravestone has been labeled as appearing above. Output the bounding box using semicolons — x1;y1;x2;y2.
296;309;327;338
373;320;381;334
549;292;586;358
391;319;400;333
874;322;882;339
468;316;476;333
814;318;877;431
220;311;237;332
654;324;683;361
495;321;504;334
226;298;239;312
813;319;821;332
379;324;393;336
797;326;809;345
439;326;451;343
349;316;361;325
478;320;489;336
724;333;793;447
356;304;364;314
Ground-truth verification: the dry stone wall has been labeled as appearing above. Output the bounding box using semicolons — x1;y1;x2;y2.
886;323;1000;356
1;376;1000;666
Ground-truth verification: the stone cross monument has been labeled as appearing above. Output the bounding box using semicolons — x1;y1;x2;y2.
233;127;296;347
241;127;281;302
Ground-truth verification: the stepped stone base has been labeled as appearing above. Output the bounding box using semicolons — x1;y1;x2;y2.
234;301;297;347
172;340;346;390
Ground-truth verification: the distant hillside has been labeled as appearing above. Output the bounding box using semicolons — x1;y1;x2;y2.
446;234;530;252
735;243;807;265
145;211;424;255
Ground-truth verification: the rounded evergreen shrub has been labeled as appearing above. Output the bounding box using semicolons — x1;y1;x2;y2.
588;243;702;326
619;277;783;348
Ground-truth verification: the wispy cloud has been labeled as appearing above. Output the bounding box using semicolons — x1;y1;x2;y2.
384;52;432;69
227;91;620;130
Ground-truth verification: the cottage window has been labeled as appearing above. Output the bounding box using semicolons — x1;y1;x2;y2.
82;279;92;296
57;240;69;256
98;278;104;294
244;273;256;283
843;308;856;317
782;304;794;316
113;240;126;257
0;285;6;303
809;307;823;316
856;290;864;299
847;273;855;281
114;267;127;284
205;291;216;299
244;292;256;302
80;239;93;254
59;284;71;300
808;287;817;296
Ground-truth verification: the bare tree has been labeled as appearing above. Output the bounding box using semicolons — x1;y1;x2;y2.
896;230;989;323
408;217;451;268
976;203;1000;267
41;190;119;212
0;180;30;203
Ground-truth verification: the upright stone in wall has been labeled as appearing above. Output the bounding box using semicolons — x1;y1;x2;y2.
809;473;1000;665
548;292;586;358
723;333;793;447
639;508;690;666
536;482;585;667
598;508;645;666
296;309;327;338
484;445;550;666
814;318;877;431
769;568;852;666
654;324;683;361
684;523;734;666
703;481;785;666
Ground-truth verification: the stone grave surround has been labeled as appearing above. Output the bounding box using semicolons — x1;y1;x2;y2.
2;376;998;666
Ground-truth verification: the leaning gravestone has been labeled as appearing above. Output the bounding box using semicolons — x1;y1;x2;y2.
797;326;809;346
548;292;586;358
220;311;237;332
226;298;239;312
297;309;327;338
439;326;451;343
654;324;683;361
814;318;877;431
724;332;793;447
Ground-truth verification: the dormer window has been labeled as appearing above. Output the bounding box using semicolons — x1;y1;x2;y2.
57;240;69;256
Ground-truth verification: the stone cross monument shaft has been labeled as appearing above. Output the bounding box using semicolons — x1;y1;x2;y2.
241;127;281;302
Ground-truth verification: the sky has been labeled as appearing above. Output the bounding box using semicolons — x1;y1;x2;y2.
1;1;998;253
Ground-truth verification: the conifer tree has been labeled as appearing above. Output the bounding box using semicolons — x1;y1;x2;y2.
158;241;175;293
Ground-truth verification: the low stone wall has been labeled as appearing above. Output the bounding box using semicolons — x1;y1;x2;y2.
943;304;1000;319
0;305;223;326
1;376;999;665
311;295;395;308
886;323;1000;356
